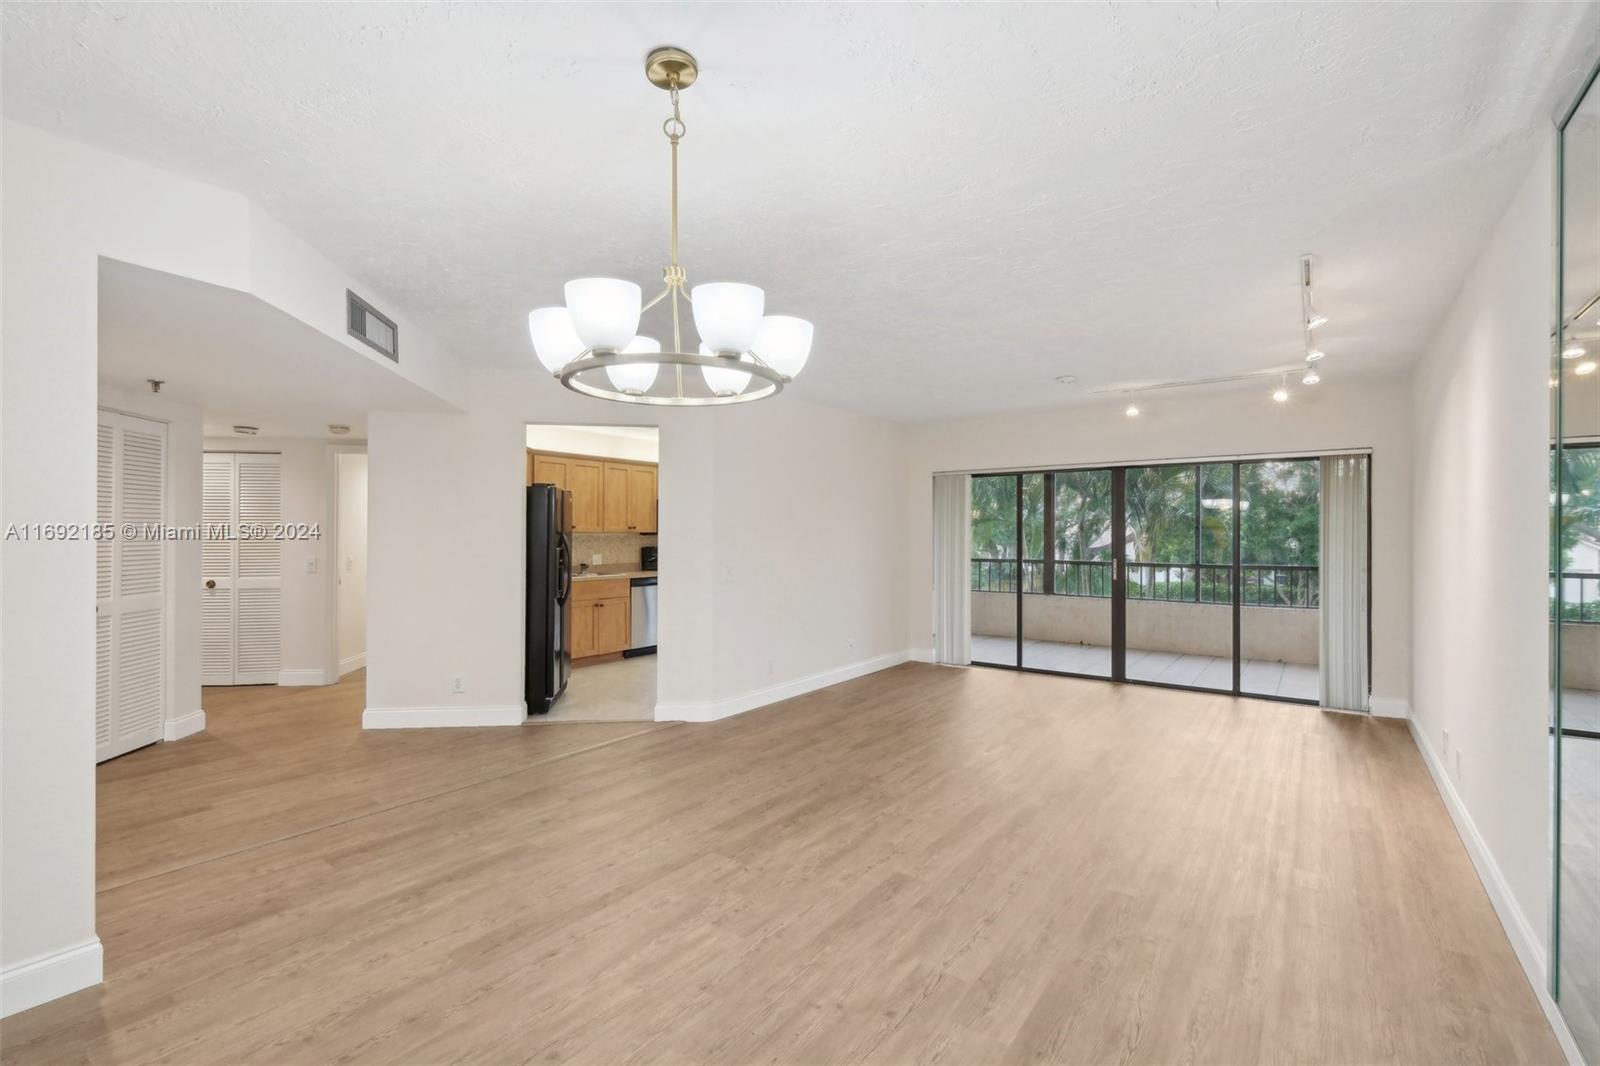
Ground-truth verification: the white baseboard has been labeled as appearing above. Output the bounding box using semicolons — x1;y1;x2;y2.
1370;695;1410;719
362;703;528;729
162;709;206;742
339;652;366;676
1407;718;1583;1066
278;668;329;687
0;937;102;1018
656;650;911;723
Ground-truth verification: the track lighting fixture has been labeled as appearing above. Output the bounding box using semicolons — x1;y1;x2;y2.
1300;255;1330;331
1576;360;1598;376
1125;403;1140;417
1272;374;1290;403
1298;256;1331;386
1563;340;1587;360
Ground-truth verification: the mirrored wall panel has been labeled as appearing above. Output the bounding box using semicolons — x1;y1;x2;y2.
1554;60;1600;1063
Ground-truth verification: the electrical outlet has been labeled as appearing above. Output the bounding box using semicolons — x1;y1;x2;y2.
591;553;603;566
1442;729;1449;756
450;676;466;695
1453;748;1462;782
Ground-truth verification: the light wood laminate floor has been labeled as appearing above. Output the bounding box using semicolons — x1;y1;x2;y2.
1;665;1562;1064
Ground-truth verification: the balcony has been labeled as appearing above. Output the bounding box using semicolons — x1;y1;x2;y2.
971;557;1320;699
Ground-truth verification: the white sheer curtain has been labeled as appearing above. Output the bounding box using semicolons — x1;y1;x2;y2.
1319;455;1370;711
932;473;972;665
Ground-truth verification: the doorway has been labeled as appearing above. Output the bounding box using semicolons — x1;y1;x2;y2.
969;455;1366;706
524;424;659;722
334;450;368;677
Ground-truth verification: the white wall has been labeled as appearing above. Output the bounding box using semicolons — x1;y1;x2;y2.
98;384;204;737
0;119;463;1014
900;379;1414;708
204;437;333;684
524;425;659;463
1408;143;1554;978
336;451;369;673
707;399;908;708
366;367;909;725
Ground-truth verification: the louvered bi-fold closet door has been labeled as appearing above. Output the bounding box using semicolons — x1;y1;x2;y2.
233;455;282;684
201;453;283;686
96;411;168;762
201;455;237;685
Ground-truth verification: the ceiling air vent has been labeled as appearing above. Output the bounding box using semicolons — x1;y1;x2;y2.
347;290;398;362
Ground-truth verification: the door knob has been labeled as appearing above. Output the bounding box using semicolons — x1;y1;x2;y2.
204;579;216;589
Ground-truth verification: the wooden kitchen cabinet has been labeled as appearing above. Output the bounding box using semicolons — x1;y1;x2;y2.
527;450;657;536
626;464;657;533
530;452;603;531
568;460;602;531
602;463;630;532
530;452;564;489
571;578;630;659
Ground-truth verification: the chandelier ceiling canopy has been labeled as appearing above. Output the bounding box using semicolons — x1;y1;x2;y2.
528;47;812;406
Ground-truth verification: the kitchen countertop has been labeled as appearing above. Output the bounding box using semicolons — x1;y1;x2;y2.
572;567;657;582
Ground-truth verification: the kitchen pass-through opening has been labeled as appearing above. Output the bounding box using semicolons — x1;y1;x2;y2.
524;424;659;723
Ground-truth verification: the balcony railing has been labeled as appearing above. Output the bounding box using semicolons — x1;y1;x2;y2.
1553;571;1600;623
971;558;1320;608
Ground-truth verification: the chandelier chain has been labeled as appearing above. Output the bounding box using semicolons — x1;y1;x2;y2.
665;77;686;352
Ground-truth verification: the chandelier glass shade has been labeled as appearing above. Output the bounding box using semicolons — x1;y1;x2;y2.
528;48;812;406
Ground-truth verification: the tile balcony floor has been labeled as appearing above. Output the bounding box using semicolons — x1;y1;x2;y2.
970;635;1320;701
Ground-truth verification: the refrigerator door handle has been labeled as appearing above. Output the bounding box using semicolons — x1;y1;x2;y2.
556;532;573;604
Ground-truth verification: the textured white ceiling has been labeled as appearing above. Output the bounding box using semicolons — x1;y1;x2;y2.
8;2;1598;421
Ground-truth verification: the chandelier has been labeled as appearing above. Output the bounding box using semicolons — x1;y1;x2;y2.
528;47;813;406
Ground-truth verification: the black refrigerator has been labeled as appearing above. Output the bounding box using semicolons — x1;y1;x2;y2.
526;484;572;714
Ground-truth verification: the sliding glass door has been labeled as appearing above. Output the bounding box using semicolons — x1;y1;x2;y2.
1022;469;1114;676
1238;460;1321;700
1123;463;1235;692
968;456;1364;706
970;474;1019;666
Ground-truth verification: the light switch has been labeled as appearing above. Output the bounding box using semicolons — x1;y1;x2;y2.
305;558;317;574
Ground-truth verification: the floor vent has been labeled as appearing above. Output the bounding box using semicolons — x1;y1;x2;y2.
346;290;397;361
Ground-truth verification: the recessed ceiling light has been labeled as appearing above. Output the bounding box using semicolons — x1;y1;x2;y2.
1054;374;1078;385
1305;312;1329;330
1125;403;1140;417
233;425;259;436
1576;360;1598;376
328;424;351;436
1563;341;1586;359
1305;349;1326;363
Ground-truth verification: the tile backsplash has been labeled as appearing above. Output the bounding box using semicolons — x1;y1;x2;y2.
573;532;657;569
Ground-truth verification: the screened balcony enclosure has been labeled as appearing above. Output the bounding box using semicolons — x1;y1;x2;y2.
969;457;1353;705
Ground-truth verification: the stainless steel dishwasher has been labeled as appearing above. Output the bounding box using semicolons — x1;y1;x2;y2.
625;576;657;656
